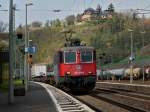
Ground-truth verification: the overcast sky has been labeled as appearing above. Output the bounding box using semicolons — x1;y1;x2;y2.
0;0;150;27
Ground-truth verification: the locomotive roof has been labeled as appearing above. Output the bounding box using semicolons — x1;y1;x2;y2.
60;46;95;51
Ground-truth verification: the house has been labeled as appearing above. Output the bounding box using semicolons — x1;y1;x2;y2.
81;4;113;22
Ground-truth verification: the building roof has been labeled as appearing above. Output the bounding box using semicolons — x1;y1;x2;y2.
0;32;9;41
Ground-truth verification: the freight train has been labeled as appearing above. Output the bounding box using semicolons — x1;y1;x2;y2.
97;66;150;80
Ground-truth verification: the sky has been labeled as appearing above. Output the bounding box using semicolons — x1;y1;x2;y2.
0;0;150;27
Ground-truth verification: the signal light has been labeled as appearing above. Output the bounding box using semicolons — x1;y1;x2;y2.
29;54;32;58
28;54;33;64
17;33;23;39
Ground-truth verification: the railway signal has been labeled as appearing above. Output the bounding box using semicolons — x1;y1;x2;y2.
28;54;33;65
16;32;23;40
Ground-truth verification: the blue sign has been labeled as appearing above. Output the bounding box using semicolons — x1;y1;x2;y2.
28;46;36;54
25;47;28;53
25;46;36;53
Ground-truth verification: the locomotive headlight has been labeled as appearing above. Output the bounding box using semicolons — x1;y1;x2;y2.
88;72;92;74
66;72;71;75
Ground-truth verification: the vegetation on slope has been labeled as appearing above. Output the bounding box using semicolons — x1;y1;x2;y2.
26;12;150;67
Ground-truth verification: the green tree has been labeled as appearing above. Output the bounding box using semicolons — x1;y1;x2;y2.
76;14;82;22
108;3;115;14
44;20;50;28
50;19;61;27
65;15;75;25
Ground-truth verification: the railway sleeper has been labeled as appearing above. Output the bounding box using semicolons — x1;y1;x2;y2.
90;94;148;112
60;105;81;108
62;107;84;111
63;110;86;112
59;102;77;105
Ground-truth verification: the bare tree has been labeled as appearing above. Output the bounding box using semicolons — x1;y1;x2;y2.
31;21;42;28
76;14;82;22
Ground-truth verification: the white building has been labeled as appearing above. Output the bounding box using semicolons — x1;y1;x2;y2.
31;64;47;77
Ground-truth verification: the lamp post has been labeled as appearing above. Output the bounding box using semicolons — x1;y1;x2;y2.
140;31;145;47
9;0;14;104
128;29;134;84
24;2;33;91
12;4;19;81
140;31;146;82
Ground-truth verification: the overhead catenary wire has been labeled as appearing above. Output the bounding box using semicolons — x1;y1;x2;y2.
8;8;85;12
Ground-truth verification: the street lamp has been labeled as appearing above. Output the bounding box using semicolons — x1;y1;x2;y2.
140;31;146;48
128;29;134;84
24;2;33;91
140;31;146;82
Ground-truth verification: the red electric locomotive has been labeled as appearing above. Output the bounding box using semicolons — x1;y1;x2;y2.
53;39;97;92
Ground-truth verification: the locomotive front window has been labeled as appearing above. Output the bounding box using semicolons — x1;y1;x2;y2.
64;51;76;63
81;51;93;63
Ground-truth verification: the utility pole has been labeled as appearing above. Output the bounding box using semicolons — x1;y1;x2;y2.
24;3;28;92
128;29;134;84
24;3;33;91
141;13;146;82
9;0;14;104
141;13;145;47
141;31;145;48
141;31;145;82
12;4;17;79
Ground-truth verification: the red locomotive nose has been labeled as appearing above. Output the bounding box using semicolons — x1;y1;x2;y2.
76;65;82;70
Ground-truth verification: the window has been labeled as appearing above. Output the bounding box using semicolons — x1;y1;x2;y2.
81;51;93;62
64;51;76;63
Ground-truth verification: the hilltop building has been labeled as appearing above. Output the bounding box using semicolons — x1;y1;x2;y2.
81;4;113;21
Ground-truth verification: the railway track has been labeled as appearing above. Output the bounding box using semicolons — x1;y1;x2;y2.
96;88;150;101
35;81;150;112
36;82;95;112
72;88;150;112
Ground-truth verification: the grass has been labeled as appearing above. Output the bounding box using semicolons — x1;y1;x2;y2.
14;79;24;87
0;79;24;92
0;80;8;92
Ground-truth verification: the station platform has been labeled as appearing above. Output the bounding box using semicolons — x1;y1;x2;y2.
0;82;58;112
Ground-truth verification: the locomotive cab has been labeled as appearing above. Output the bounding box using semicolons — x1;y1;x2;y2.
54;46;97;92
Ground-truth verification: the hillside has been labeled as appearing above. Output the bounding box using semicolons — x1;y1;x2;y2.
100;44;150;69
27;14;150;66
30;23;97;63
